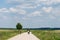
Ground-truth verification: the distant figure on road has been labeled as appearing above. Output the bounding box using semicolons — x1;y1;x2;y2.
27;29;30;34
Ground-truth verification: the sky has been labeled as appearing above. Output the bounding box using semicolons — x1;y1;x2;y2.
0;0;60;28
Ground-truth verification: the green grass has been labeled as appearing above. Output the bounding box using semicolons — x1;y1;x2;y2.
0;29;60;40
31;30;60;40
0;30;27;40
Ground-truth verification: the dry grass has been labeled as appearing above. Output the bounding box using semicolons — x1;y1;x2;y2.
0;30;26;40
31;30;60;40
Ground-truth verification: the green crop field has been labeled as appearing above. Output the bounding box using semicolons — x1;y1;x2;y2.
31;30;60;40
0;29;60;40
0;30;27;40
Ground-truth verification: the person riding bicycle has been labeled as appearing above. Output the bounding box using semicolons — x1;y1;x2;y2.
27;29;30;34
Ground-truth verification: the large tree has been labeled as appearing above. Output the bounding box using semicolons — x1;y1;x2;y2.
16;23;22;33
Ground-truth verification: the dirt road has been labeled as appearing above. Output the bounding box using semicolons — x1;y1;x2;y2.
8;32;40;40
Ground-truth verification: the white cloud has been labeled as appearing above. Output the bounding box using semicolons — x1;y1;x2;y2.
27;0;60;6
22;17;29;20
38;0;47;1
34;0;60;6
42;7;53;13
18;9;26;14
6;0;60;7
39;0;60;5
6;0;41;9
46;0;60;5
9;7;26;14
9;8;17;12
51;0;60;3
6;0;24;3
0;8;9;13
16;3;40;9
0;7;26;15
16;5;33;8
7;0;60;9
28;11;42;17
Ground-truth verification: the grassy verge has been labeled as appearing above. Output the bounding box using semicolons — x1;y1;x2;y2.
0;30;27;40
31;30;60;40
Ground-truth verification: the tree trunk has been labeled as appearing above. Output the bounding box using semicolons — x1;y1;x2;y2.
20;30;21;34
18;30;21;34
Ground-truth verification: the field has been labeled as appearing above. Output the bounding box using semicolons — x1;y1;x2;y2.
0;30;27;40
0;29;60;40
31;30;60;40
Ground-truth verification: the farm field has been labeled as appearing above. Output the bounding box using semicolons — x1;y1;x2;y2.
0;29;60;40
0;30;27;40
31;30;60;40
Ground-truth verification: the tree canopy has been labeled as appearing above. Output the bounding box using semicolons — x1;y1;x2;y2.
16;23;22;30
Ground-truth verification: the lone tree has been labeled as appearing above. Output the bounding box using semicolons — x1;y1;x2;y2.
16;23;22;33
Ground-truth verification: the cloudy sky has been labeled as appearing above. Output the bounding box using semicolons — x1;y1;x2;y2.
0;0;60;28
